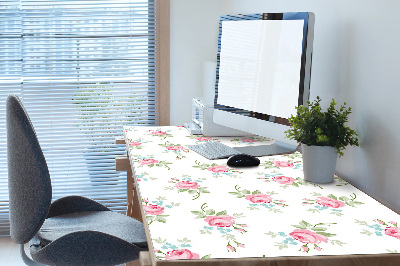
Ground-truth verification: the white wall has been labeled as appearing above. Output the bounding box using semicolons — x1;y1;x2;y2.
170;0;400;213
170;0;228;125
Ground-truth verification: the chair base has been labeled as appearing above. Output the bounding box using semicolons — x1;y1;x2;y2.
20;244;45;266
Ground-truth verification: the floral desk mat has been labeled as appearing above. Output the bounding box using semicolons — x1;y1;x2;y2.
124;126;400;261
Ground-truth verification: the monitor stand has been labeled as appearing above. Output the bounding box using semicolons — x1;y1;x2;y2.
233;141;298;157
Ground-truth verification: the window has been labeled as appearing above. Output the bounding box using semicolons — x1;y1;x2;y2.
0;0;169;236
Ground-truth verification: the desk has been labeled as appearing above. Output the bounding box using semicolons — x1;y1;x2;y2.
120;126;400;265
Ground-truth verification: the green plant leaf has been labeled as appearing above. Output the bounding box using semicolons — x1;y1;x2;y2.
155;216;167;223
205;209;215;215
328;194;337;200
346;201;356;207
293;220;311;229
317;232;336;237
285;97;359;157
312;227;327;232
355;219;368;225
292;182;299;188
339;196;349;201
360;229;372;236
330;240;346;246
242;189;251;195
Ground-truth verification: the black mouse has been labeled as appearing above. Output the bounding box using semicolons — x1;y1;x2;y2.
227;154;260;167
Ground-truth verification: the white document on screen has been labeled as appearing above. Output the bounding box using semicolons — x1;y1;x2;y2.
217;19;304;118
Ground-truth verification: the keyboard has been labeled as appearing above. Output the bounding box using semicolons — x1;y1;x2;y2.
188;142;243;160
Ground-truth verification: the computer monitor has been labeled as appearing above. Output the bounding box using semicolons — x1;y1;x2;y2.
213;12;315;156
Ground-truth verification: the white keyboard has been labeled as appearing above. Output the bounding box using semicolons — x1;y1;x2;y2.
189;142;242;160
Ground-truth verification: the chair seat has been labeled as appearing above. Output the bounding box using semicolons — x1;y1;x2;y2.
37;211;147;248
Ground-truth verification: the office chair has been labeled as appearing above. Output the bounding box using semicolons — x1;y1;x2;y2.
6;94;148;265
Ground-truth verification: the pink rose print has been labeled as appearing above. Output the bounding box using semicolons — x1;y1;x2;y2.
144;204;164;215
139;158;159;165
245;193;272;203
274;161;294;167
272;176;296;185
238;244;245;248
316;197;346;208
167;145;184;151
301;246;309;252
227;246;235;252
196;137;212;141
315;246;322;251
129;141;142;146
207;165;229;173
240;137;258;143
174;181;200;190
165;249;200;260
289;229;328;244
204;215;235;227
385;227;400;239
152;130;167;135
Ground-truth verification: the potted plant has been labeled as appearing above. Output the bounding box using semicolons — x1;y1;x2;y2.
285;96;359;183
73;83;134;186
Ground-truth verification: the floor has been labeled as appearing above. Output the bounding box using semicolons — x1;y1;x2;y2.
0;237;140;266
0;237;25;266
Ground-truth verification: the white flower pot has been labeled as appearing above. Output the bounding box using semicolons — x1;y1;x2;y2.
301;144;338;183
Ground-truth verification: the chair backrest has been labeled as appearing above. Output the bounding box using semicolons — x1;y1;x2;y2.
6;94;52;244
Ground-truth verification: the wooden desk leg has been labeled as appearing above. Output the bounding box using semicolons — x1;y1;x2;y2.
139;252;152;266
126;169;134;218
117;138;149;266
124;260;140;266
127;169;143;223
125;173;148;266
115;155;143;222
124;252;151;266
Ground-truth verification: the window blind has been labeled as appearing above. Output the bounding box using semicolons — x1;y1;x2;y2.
0;0;159;236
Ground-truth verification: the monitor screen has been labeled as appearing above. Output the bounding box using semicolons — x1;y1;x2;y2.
217;19;304;119
213;13;314;156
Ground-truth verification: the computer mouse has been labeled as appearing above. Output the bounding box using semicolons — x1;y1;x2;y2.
227;154;260;167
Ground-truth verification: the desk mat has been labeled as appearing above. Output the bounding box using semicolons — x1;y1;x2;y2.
124;126;400;261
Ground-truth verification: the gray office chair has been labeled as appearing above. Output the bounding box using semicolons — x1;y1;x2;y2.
6;94;148;265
